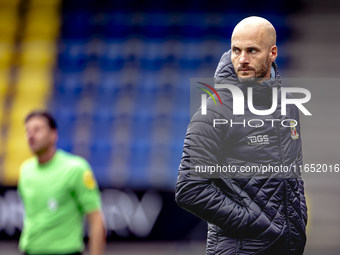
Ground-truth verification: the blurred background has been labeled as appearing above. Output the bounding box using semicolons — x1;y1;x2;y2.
0;0;339;254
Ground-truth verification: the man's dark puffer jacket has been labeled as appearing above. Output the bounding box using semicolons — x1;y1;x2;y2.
175;50;308;255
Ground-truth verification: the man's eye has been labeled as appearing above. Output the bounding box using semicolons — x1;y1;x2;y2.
233;48;240;54
249;49;257;53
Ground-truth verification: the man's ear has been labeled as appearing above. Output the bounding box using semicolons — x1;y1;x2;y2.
270;45;278;62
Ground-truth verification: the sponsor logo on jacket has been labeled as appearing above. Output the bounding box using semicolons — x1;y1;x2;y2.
247;135;269;145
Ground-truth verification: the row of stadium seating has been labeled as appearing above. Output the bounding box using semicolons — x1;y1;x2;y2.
60;0;297;40
51;1;294;188
0;0;20;176
62;12;291;41
0;0;296;189
58;39;232;72
1;0;60;185
62;0;298;12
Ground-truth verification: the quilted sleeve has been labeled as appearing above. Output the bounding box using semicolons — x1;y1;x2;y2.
298;178;308;226
296;118;308;227
175;98;272;237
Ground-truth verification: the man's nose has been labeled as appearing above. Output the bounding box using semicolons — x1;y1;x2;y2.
239;52;249;64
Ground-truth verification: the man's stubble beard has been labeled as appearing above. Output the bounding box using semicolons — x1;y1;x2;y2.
238;57;271;84
31;140;52;156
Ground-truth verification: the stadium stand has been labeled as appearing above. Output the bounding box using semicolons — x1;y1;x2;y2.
1;0;60;185
1;0;296;188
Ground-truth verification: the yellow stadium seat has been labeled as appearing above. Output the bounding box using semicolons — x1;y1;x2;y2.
16;67;53;96
3;133;33;185
29;0;61;9
0;136;3;156
0;103;4;125
26;8;60;22
6;125;27;142
0;34;16;44
23;25;60;41
0;94;5;125
0;10;18;41
0;69;8;147
13;94;48;106
24;9;60;40
0;0;20;8
0;68;9;96
20;42;56;66
15;81;52;98
17;65;53;78
3;160;27;185
8;100;48;134
9;99;48;125
20;41;56;66
0;43;14;68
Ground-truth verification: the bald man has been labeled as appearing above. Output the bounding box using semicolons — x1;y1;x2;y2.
231;17;277;83
176;17;307;255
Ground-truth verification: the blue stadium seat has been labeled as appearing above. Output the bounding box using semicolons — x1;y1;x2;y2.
55;118;76;153
101;0;141;12
140;40;165;71
63;0;97;9
128;142;151;188
169;141;184;176
62;11;94;40
178;12;206;38
96;71;122;101
53;104;78;125
260;14;291;43
89;139;112;165
54;73;83;109
137;70;159;92
131;118;152;144
133;91;155;121
55;73;83;95
101;12;132;39
58;40;89;72
99;41;125;71
171;106;190;144
141;12;170;38
91;105;115;139
89;138;112;186
57;139;74;153
179;41;203;69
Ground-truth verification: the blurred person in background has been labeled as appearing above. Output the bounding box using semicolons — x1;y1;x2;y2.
17;111;106;255
175;17;308;255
